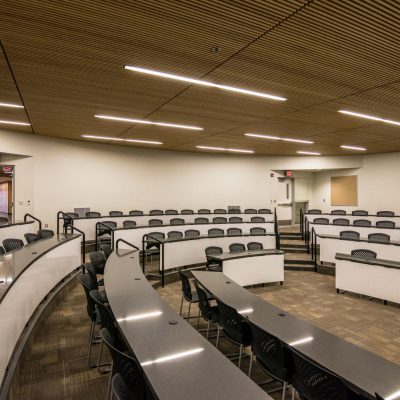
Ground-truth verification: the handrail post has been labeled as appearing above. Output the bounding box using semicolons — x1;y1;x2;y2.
64;223;86;263
311;226;314;260
314;229;318;272
142;235;146;273
300;209;303;238
24;213;42;231
161;242;165;287
96;222;115;252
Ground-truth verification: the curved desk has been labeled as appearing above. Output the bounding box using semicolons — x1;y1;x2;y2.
0;221;36;246
192;271;400;400
0;234;81;389
104;249;271;400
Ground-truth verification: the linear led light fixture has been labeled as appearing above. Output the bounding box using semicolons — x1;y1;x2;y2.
81;134;162;145
339;110;400;127
196;145;254;154
297;151;321;156
245;133;314;144
386;389;400;400
124;65;286;102
289;336;314;346
0;102;24;108
340;145;367;151
95;114;203;131
238;308;254;314
116;310;163;322
0;119;30;126
141;347;204;367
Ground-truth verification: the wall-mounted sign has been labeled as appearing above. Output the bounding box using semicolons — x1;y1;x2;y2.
0;165;14;177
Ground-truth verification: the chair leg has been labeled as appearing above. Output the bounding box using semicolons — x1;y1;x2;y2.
248;353;253;377
206;321;210;339
216;326;220;348
291;386;296;400
97;339;104;374
187;302;192;321
282;381;287;400
196;308;201;329
238;344;243;368
179;295;184;316
107;362;114;400
87;321;95;368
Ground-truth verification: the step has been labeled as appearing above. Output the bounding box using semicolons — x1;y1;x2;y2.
284;264;315;271
281;247;308;253
280;235;305;241
284;258;314;265
280;232;302;238
317;263;336;276
280;242;307;248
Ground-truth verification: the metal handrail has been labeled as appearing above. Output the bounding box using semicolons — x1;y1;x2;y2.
274;208;280;250
57;211;75;234
95;221;115;251
115;238;139;251
64;223;86;263
24;213;42;230
142;233;166;287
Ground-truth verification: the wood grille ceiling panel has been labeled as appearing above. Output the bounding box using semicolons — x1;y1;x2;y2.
0;0;400;154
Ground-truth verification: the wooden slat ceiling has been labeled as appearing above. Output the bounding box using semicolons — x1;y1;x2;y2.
1;0;400;155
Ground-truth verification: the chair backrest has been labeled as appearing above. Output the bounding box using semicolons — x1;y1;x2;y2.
214;209;226;214
149;219;163;226
208;228;224;237
193;281;214;321
178;271;193;300
245;208;257;214
129;210;143;216
229;217;242;223
368;233;390;243
86;211;101;217
0;246;4;256
167;231;183;240
109;211;123;216
352;210;368;216
24;232;39;244
84;263;99;290
149;209;163;215
353;219;371;227
249;321;290;383
89;251;106;274
331;209;346;215
213;217;227;224
99;221;117;230
308;209;322;214
333;218;350;225
250;227;266;235
229;208;241;214
376;220;395;228
90;290;117;336
195;217;209;224
258;208;271;214
77;273;97;322
198;209;211;214
227;228;242;236
165;209;178;215
111;373;134;400
313;218;329;224
100;243;112;259
205;246;223;257
185;229;200;238
65;212;79;219
229;243;246;253
339;231;360;240
351;249;377;259
290;346;349;400
100;328;146;400
3;238;24;252
251;216;265;223
147;232;165;242
123;220;137;228
170;218;184;225
377;211;394;217
247;242;263;250
38;229;55;239
181;209;194;215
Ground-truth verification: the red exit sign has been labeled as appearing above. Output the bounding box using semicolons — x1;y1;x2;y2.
285;170;292;177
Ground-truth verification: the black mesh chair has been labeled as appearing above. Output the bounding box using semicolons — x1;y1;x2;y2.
351;249;377;259
314;218;329;224
205;246;223;271
229;208;241;214
3;238;24;252
181;209;194;215
333;218;350;225
100;243;113;259
248;321;292;398
98;221;117;238
247;242;263;251
85;263;105;292
198;209;211;214
227;228;242;236
213;217;227;223
245;208;257;214
377;211;395;217
258;208;272;214
214;208;227;214
353;219;371;227
86;211;101;217
178;271;199;321
90;251;107;275
339;231;360;240
167;231;183;240
250;227;266;235
65;212;79;219
165;209;178;215
193;281;219;339
129;210;143;216
170;218;184;225
24;232;39;244
123;220;136;228
368;233;390;243
208;228;224;237
229;243;246;253
290;346;354;400
215;299;251;368
352;210;368;216
111;373;141;400
229;217;242;223
100;328;147;400
145;232;165;250
308;209;322;214
251;216;265;223
148;219;163;226
0;246;4;256
109;211;123;216
195;217;209;224
376;220;395;228
37;229;55;239
149;209;163;215
331;210;346;215
185;229;200;238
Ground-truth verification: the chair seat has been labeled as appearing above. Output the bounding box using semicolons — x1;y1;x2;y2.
204;305;220;323
185;290;213;304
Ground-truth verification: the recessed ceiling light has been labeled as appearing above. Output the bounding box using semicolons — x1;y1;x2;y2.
245;133;314;144
95;114;203;131
340;145;367;151
124;65;286;101
81;134;162;145
297;151;321;156
0;119;30;126
0;102;24;108
196;145;254;154
339;110;400;126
